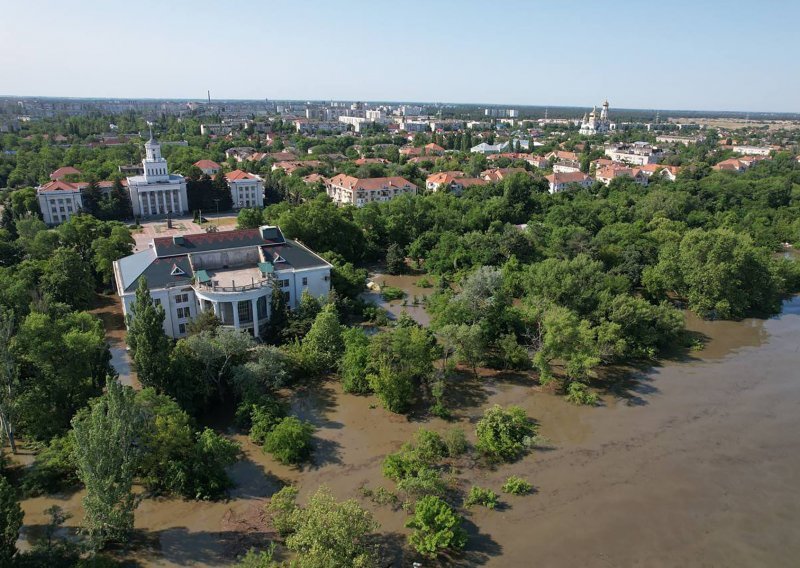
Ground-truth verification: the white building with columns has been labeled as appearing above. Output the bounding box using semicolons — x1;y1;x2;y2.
113;225;332;339
127;136;189;218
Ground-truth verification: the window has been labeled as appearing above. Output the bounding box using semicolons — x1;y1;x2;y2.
153;298;161;306
283;291;290;303
177;307;191;319
302;277;308;286
178;323;186;334
176;293;189;303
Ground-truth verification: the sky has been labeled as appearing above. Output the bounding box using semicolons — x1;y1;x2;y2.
1;0;798;113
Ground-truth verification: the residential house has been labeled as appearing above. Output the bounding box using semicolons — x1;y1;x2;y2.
325;174;417;207
194;159;221;176
552;160;582;174
480;167;533;182
50;166;82;180
545;172;592;193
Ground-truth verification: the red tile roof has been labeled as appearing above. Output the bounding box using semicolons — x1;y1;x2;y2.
226;169;258;181
50;166;82;180
194;159;221;170
328;174;417;192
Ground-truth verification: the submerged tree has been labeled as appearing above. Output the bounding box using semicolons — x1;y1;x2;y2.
127;278;171;392
71;379;140;551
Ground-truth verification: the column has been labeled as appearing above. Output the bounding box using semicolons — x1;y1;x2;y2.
154;191;160;215
232;301;240;330
251;298;259;338
212;301;220;317
170;190;176;213
177;190;183;213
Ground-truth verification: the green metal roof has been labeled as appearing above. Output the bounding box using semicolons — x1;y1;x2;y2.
258;261;274;274
196;269;211;283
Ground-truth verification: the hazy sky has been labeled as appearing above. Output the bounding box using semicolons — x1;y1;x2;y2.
1;0;797;112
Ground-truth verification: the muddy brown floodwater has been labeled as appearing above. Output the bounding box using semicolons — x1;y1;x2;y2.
90;293;137;387
19;295;800;567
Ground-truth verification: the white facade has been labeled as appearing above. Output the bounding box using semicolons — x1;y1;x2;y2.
732;145;772;156
604;142;662;165
38;186;82;225
226;170;265;209
127;137;189;218
114;226;332;339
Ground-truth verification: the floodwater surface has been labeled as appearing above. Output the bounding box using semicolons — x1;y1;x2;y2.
18;297;800;567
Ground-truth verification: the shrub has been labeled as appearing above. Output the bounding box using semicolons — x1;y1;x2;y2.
248;400;287;445
22;435;78;496
381;286;405;301
465;486;499;509
475;404;535;462
368;364;414;414
263;417;315;465
564;381;599;406
502;476;533;495
382;446;424;482
339;327;372;394
416;277;433;288
443;427;468;458
396;467;447;497
413;428;447;463
268;486;298;537
184;429;241;500
406;496;467;558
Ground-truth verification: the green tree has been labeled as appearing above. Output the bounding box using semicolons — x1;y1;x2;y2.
40;248;95;309
126;278;172;392
183;327;254;398
406;495;467;559
0;311;18;452
439;323;485;378
91;226;134;286
13;309;110;441
264;416;315;465
71;379;140;551
237;207;263;229
475;404;535;462
368;362;414;414
385;242;406;275
301;303;343;373
339;327;371;394
0;475;23;565
285;486;379;567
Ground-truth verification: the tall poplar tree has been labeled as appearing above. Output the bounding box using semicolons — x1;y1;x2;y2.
71;379;140;551
127;278;171;392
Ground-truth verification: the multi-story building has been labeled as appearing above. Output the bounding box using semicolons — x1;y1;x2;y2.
194;159;221;176
425;171;485;195
113;225;332;339
545;172;592;193
127;136;189;218
656;134;705;146
604;141;662;165
326;174;417;207
731;145;772;156
226;169;265;209
37;179;126;226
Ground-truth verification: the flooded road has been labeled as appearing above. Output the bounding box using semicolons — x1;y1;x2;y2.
90;293;136;387
362;272;433;326
19;297;800;566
